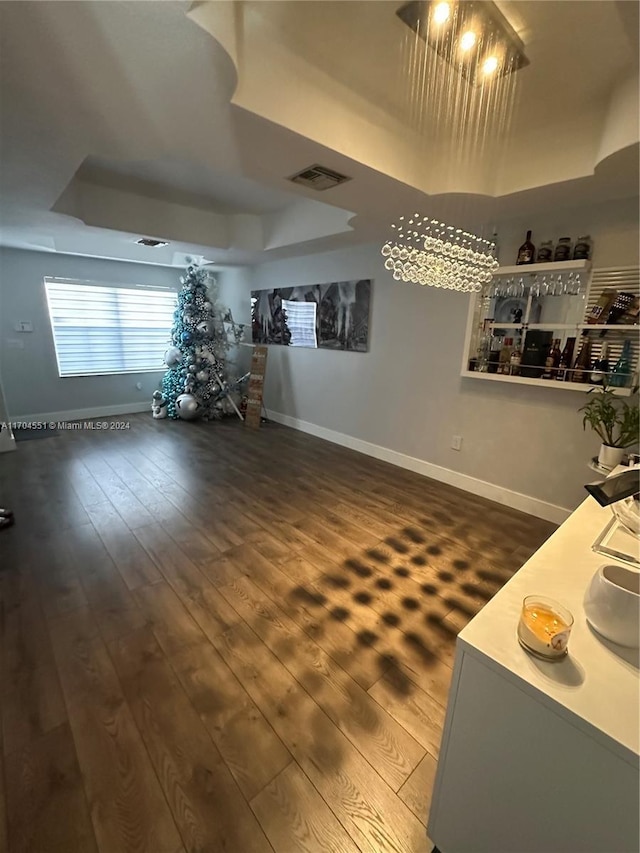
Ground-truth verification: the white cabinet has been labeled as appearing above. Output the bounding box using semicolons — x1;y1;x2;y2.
428;497;640;853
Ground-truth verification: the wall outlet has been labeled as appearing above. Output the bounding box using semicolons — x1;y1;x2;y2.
451;434;463;451
14;321;33;332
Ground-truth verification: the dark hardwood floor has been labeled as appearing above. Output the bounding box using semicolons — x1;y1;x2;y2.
0;414;556;853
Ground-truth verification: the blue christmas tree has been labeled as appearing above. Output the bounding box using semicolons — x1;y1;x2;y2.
153;265;246;422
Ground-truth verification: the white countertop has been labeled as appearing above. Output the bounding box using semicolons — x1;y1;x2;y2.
459;495;640;765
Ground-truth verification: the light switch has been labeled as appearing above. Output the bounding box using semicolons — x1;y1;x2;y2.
14;321;33;332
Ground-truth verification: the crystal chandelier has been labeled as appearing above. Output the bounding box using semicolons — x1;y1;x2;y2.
381;216;498;292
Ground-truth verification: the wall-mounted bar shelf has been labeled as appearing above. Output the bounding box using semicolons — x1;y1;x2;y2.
460;370;634;395
462;264;639;392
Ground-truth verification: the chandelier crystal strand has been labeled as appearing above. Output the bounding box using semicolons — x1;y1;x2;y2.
381;216;498;292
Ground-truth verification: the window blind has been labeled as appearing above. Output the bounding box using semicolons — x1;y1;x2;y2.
282;299;318;348
44;278;177;377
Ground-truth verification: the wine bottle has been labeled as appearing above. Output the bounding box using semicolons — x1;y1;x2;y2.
590;343;610;385
556;337;576;381
542;339;562;379
609;340;633;388
571;334;592;383
516;230;535;265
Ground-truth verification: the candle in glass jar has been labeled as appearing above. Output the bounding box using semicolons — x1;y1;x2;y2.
517;596;573;659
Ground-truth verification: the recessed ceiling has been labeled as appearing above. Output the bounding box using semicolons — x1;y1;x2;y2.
78;156;296;215
0;0;637;267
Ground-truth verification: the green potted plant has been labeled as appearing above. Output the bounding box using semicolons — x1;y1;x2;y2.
580;385;639;470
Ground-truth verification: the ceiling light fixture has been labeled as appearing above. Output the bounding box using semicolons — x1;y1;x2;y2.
396;0;528;84
383;1;526;292
482;55;499;75
432;1;451;24
459;30;477;52
381;217;498;293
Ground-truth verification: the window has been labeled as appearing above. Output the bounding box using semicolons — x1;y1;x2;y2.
44;278;177;377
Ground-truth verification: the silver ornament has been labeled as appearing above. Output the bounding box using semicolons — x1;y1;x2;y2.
197;320;213;335
196;370;209;383
175;393;201;420
164;346;182;368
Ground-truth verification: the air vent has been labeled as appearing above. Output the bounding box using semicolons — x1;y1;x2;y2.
287;164;352;191
136;237;169;248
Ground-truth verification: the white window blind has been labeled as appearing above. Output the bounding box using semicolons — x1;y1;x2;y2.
44;278;177;377
282;299;318;348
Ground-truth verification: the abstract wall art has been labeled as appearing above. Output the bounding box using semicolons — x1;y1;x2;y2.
251;280;371;352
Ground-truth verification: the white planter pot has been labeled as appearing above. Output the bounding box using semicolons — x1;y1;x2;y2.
598;443;625;471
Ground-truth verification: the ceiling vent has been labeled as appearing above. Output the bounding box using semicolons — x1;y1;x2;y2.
136;237;169;247
287;164;352;191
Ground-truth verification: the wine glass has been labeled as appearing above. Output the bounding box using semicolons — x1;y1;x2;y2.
532;275;541;298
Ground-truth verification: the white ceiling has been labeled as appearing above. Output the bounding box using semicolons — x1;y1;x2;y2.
0;0;637;268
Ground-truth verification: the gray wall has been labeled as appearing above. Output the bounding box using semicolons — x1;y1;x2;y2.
0;248;185;419
236;197;639;514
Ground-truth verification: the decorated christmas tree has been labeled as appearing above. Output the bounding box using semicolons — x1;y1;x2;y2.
152;264;246;422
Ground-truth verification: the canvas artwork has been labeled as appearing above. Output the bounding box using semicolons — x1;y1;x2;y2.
251;280;371;351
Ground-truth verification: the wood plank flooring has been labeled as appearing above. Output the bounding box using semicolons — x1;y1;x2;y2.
0;414;556;852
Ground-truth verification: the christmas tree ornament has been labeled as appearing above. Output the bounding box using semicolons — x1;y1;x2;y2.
203;301;212;312
176;393;200;419
181;331;193;344
196;369;209;383
151;390;168;419
197;320;213;336
164;346;182;368
188;364;198;373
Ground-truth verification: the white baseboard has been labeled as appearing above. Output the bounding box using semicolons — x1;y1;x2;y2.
267;410;570;525
11;402;150;423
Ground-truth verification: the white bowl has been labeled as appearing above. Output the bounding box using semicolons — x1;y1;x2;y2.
584;564;640;648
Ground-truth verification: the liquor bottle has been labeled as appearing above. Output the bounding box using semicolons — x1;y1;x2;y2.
498;337;514;374
476;332;491;372
553;237;572;262
510;342;522;376
590;343;610;385
488;335;502;373
571;334;592;383
537;240;553;263
556;337;576;381
609;340;633;388
573;235;591;261
516;231;535;265
542;338;562;379
601;291;636;329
